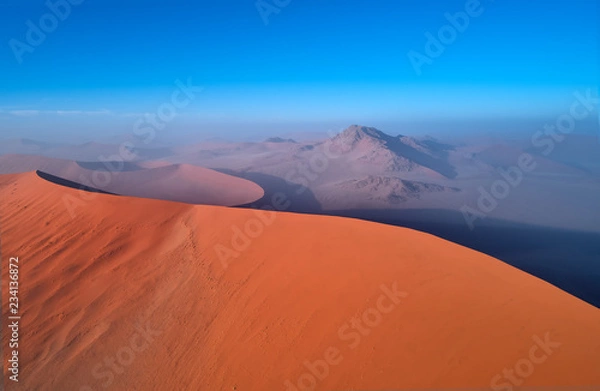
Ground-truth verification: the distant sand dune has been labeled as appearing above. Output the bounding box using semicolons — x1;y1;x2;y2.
36;170;117;195
0;154;264;206
1;171;599;390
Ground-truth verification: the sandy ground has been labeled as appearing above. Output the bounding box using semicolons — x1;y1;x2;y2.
1;172;599;390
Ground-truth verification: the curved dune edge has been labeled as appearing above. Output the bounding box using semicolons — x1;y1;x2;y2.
0;154;265;207
0;171;599;390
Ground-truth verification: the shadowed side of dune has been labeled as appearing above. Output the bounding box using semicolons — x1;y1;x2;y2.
214;168;323;212
326;208;600;308
36;170;118;195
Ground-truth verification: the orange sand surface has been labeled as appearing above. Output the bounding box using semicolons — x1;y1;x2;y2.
1;171;599;390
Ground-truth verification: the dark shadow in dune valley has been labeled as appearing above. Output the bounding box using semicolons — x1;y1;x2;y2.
328;208;600;309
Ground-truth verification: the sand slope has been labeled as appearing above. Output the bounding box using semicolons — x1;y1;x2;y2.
0;154;264;206
1;172;599;390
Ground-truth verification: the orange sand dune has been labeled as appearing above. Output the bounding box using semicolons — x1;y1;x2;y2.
1;171;599;391
0;154;264;206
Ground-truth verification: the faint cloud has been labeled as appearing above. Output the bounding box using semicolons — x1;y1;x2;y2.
3;108;113;117
120;112;152;118
56;109;112;116
7;110;40;117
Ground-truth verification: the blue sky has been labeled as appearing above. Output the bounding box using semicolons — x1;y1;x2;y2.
0;0;598;141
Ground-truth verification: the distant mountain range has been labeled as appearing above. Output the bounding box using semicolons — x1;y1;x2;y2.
1;125;598;231
325;125;457;177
